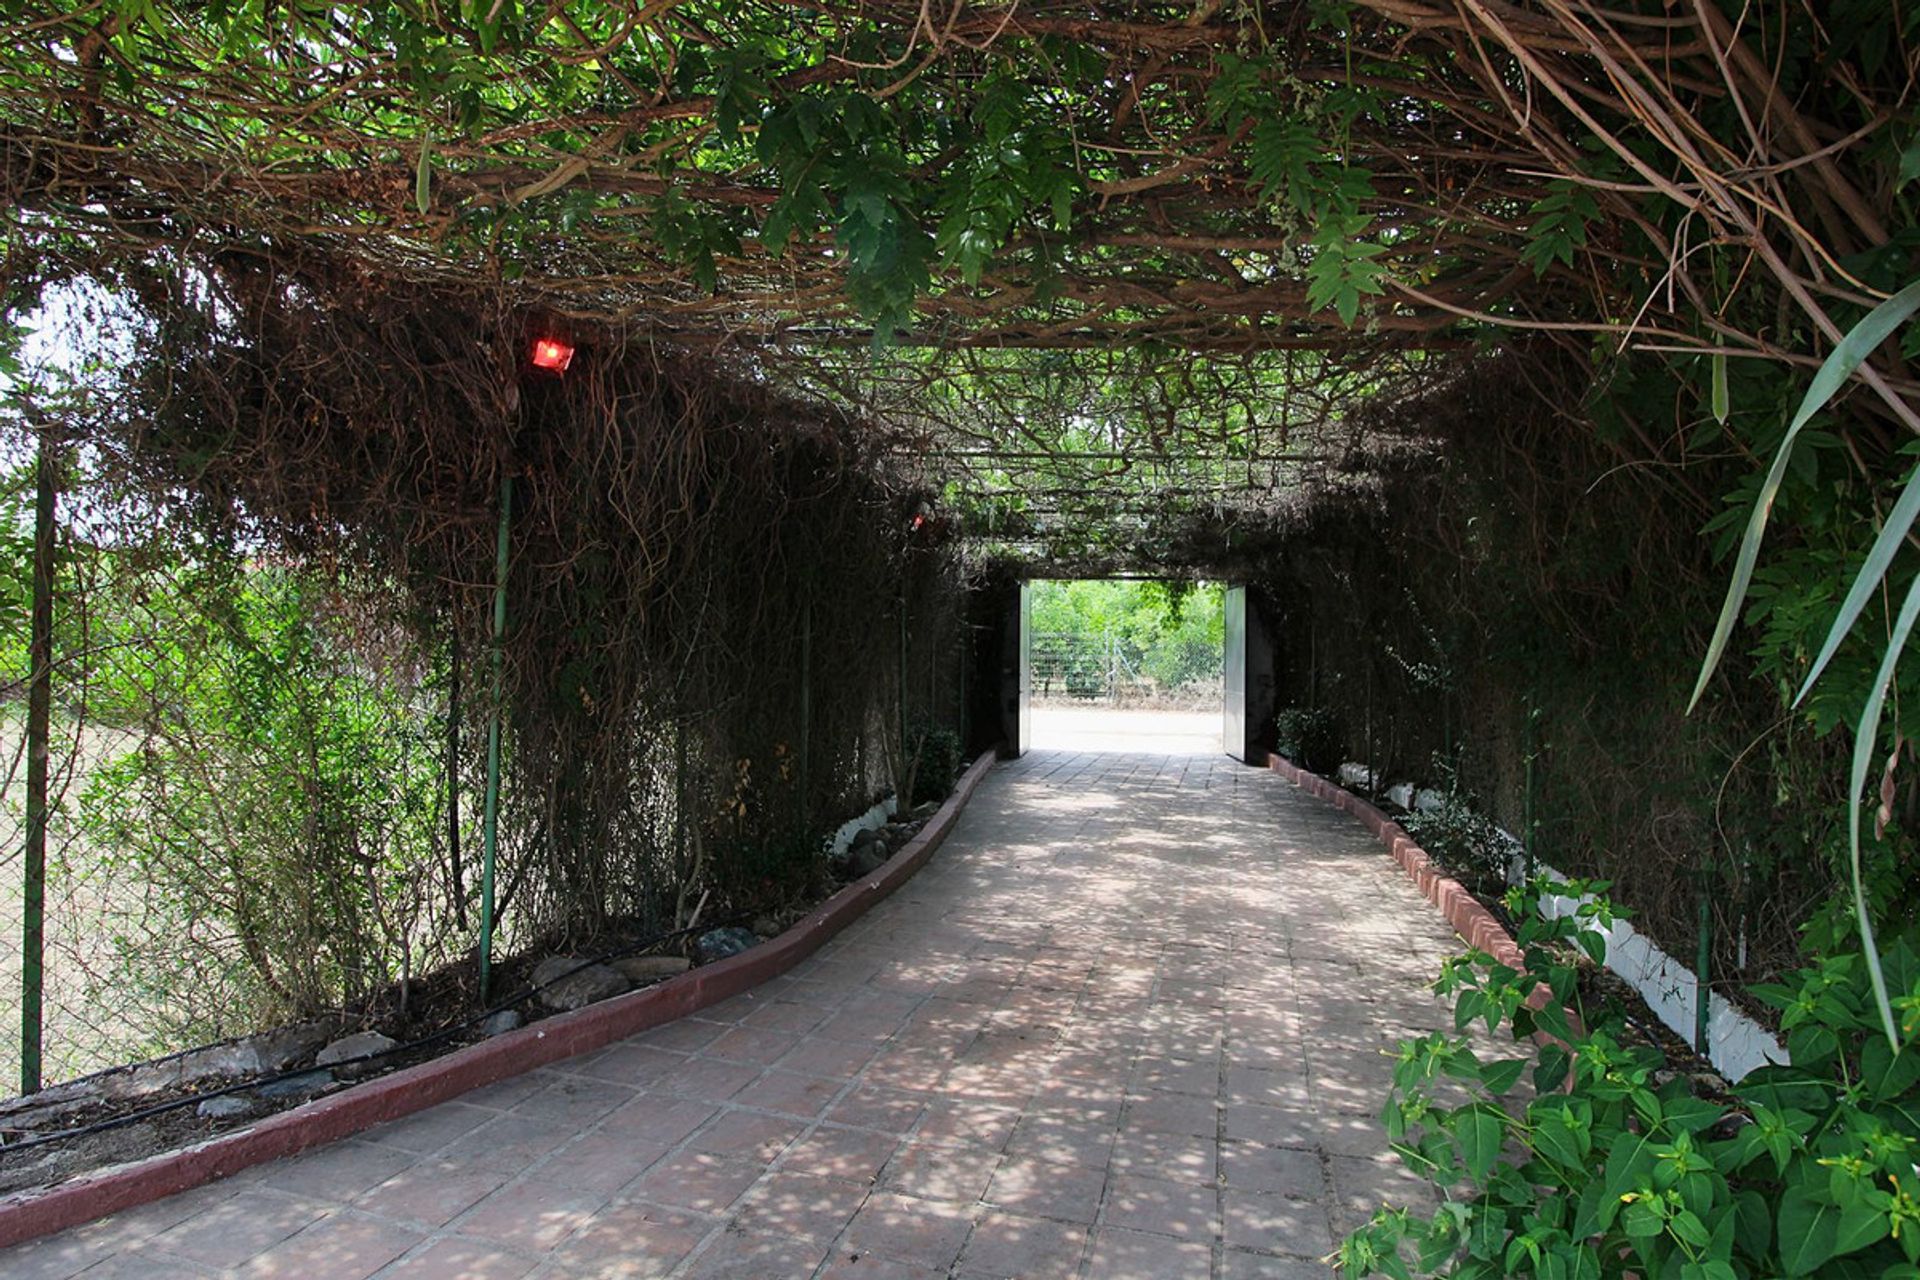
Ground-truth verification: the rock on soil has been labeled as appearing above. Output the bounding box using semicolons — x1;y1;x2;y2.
612;955;692;983
250;1020;340;1074
257;1069;333;1100
531;956;632;1011
196;1094;257;1120
694;927;760;964
847;832;889;877
315;1031;398;1068
481;1010;523;1037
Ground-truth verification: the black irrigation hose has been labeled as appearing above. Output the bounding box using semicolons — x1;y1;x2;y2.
0;912;757;1155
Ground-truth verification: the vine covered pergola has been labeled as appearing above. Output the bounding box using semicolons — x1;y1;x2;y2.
5;1;1914;567
3;2;1910;380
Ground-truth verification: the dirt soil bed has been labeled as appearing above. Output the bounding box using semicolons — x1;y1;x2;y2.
0;806;940;1198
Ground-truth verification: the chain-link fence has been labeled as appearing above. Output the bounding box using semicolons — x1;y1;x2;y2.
0;282;976;1095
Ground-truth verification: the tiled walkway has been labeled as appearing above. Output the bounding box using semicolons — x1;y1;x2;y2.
3;750;1466;1280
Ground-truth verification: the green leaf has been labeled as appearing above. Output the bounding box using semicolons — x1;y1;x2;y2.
1603;1131;1659;1203
1481;1057;1528;1094
1833;1198;1891;1256
1840;566;1920;1052
1679;1263;1737;1280
1778;1186;1842;1274
1862;1036;1920;1099
1574;1177;1613;1237
415;130;433;215
1795;458;1920;706
1530;1104;1589;1170
1452;1104;1506;1181
1733;1188;1772;1256
1620;1197;1665;1238
1687;277;1920;714
1900;137;1920;191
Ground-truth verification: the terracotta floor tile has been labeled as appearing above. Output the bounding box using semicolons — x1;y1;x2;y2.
622;1150;767;1212
958;1211;1088;1278
730;1170;870;1241
236;1211;419;1279
359;1160;513;1226
983;1155;1108;1224
686;1107;807;1161
1083;1226;1214;1279
678;1227;831;1279
452;1182;606;1253
549;1200;714;1278
839;1192;975;1269
781;1124;904;1185
377;1237;539;1280
1102;1172;1220;1240
150;1191;334;1270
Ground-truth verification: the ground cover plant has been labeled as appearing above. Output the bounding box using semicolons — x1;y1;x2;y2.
1340;881;1920;1280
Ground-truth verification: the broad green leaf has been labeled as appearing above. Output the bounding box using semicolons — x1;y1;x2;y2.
1481;1057;1527;1094
1777;1186;1841;1274
1452;1104;1506;1181
1688;277;1920;714
1573;1176;1613;1236
1862;1036;1920;1099
1602;1131;1658;1203
1733;1188;1772;1256
1832;1197;1891;1256
1530;1106;1588;1169
1901;137;1920;190
1679;1264;1737;1280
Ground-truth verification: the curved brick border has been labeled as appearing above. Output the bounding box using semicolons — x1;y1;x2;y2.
1265;753;1523;970
0;750;1001;1250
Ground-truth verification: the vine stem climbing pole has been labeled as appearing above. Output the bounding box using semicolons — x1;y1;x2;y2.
479;474;512;1003
21;430;57;1095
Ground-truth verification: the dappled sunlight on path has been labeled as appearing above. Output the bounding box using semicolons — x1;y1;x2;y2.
0;751;1471;1280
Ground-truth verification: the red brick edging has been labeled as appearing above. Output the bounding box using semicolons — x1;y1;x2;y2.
0;750;1001;1249
1264;753;1524;970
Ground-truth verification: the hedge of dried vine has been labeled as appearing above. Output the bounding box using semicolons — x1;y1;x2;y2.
100;249;961;953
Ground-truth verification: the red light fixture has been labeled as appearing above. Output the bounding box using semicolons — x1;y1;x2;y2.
531;337;575;372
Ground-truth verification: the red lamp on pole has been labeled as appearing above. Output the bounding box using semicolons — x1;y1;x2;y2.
531;336;575;372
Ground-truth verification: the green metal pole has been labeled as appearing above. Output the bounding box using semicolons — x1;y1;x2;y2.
1695;887;1713;1054
21;435;56;1095
478;474;512;1004
1522;702;1540;881
897;585;908;812
798;600;812;827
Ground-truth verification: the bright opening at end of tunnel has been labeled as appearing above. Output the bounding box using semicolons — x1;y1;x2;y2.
1026;579;1224;755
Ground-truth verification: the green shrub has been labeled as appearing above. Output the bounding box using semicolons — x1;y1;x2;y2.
907;722;962;806
1400;786;1512;899
1339;879;1920;1280
1274;704;1340;773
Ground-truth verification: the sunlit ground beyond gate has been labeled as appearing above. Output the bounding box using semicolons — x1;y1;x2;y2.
1028;707;1224;757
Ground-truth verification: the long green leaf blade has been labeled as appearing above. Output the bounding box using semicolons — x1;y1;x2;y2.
1688;278;1920;714
1846;567;1920;1052
1797;460;1920;706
